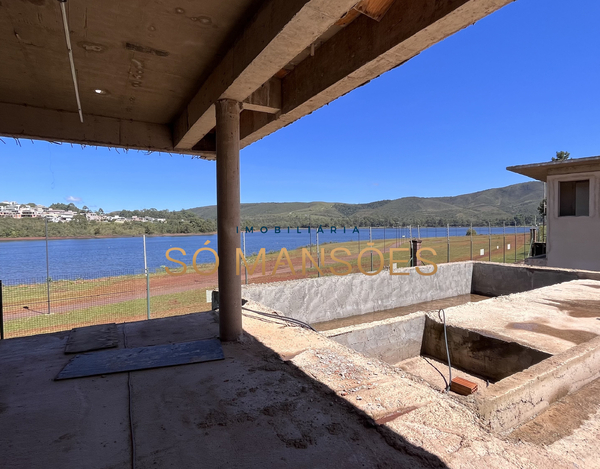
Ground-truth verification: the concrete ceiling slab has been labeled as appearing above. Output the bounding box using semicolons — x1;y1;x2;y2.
0;0;515;156
0;0;263;124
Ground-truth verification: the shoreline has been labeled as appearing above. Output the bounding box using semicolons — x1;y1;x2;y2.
0;232;217;242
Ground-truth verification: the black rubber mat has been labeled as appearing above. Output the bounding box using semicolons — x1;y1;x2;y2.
56;338;224;380
64;323;119;354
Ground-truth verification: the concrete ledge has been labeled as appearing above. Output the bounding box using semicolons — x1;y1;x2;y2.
476;335;600;433
242;262;473;325
324;313;426;364
471;262;600;297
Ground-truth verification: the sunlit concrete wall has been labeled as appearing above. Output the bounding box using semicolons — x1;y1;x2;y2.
547;170;600;271
242;262;473;325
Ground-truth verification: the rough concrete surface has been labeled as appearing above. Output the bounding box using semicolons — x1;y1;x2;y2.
3;277;600;468
242;300;600;468
421;316;552;382
442;279;600;354
320;279;600;433
314;293;489;331
475;334;600;432
243;262;473;325
0;312;448;468
472;262;600;297
324;312;426;364
397;355;491;393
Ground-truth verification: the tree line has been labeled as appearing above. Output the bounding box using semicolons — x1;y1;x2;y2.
240;213;539;229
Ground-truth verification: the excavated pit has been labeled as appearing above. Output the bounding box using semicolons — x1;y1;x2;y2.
242;262;600;432
326;314;551;387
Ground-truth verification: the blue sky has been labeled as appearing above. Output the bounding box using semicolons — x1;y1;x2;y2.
1;0;599;212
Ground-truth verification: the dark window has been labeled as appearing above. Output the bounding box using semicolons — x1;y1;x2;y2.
559;180;589;216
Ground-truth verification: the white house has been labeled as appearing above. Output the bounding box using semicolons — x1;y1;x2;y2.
508;156;600;271
0;203;21;218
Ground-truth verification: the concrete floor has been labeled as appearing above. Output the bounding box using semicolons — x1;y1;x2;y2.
3;280;600;468
0;311;445;468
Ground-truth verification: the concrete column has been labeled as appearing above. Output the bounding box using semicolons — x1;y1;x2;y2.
411;239;422;267
216;99;242;341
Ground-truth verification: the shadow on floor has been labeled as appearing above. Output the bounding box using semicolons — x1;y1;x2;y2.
0;311;449;468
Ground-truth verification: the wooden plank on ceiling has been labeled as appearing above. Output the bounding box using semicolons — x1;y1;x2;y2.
354;0;396;22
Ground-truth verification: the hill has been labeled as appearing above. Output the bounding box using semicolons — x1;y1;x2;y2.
189;181;543;227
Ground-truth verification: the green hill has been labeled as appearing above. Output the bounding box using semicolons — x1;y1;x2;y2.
189;181;544;227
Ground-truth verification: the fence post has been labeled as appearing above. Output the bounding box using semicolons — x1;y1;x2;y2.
309;223;313;267
369;227;373;272
446;224;450;263
45;218;51;315
243;231;248;284
0;280;4;340
503;222;506;263
488;222;491;262
469;223;473;260
316;231;321;277
143;235;151;320
514;222;517;263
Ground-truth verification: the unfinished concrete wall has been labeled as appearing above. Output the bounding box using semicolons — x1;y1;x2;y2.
477;335;600;432
324;314;426;364
471;262;600;297
421;317;551;382
242;262;473;325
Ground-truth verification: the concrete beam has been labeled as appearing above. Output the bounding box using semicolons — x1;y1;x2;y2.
241;0;513;147
173;0;359;150
242;78;282;114
240;110;278;141
0;102;209;157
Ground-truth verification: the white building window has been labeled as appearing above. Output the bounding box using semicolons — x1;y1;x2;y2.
559;180;590;217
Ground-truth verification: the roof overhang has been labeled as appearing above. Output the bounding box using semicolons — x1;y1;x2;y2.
507;156;600;182
0;0;514;158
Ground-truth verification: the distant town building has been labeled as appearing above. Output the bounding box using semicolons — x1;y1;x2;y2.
508;156;600;271
0;202;167;224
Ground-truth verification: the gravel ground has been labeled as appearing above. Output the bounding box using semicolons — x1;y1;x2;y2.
243;287;600;468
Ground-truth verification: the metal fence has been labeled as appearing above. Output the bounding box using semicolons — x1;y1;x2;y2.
0;269;213;339
0;225;539;339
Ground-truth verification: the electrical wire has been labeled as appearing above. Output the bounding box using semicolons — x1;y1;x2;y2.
241;306;316;332
438;309;452;392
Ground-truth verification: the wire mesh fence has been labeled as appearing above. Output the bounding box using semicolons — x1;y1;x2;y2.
1;272;145;338
0;269;214;339
0;225;539;339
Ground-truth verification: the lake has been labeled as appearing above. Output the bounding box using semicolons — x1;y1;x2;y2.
0;225;530;284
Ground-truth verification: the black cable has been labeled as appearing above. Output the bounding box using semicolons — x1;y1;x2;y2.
438;309;452;392
122;325;136;469
422;356;449;390
241;306;316;332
